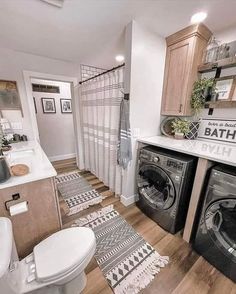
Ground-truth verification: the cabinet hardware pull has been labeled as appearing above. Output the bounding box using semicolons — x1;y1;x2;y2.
179;104;183;113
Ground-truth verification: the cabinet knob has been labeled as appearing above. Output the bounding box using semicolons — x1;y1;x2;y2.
179;103;183;113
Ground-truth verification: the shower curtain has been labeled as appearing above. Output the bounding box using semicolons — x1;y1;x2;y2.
80;67;124;195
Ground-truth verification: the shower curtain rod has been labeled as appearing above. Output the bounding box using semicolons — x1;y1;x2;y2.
79;63;125;84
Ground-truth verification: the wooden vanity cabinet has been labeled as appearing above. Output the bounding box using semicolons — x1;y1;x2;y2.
0;177;61;258
161;23;212;116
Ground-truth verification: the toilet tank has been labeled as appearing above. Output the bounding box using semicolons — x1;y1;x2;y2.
0;217;20;294
0;217;13;278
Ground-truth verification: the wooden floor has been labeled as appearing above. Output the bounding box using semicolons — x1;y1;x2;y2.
53;158;236;294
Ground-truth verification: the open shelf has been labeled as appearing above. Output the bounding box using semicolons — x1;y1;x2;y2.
198;56;236;73
205;100;236;109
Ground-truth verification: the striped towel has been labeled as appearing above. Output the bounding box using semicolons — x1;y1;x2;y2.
117;98;132;169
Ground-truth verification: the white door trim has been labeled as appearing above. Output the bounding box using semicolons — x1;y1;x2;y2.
23;70;84;170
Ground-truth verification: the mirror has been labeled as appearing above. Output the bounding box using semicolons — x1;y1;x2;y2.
0;80;23;116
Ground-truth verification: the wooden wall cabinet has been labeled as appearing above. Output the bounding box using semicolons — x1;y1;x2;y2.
161;24;212;116
0;177;61;258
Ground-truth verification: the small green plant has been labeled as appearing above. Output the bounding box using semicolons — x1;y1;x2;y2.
171;118;190;135
191;78;216;116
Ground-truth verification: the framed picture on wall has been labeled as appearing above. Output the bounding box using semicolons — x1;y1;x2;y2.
41;98;56;113
215;76;236;100
60;99;72;113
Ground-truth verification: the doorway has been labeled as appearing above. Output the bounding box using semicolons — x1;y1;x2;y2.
31;78;75;162
23;71;84;170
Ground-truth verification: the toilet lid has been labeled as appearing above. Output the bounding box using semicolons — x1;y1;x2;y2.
34;227;96;282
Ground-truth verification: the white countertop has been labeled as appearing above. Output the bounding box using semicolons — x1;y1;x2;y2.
0;141;57;189
138;135;236;167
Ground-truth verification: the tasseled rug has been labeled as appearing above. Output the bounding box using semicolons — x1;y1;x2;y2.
56;171;103;216
73;205;169;293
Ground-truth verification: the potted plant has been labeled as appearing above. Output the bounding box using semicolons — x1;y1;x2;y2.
0;124;11;183
191;77;216;113
187;78;216;139
171;118;190;139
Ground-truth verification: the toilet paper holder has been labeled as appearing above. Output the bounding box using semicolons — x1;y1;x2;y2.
4;193;27;211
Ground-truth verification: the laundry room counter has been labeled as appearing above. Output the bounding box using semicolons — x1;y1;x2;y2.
138;135;236;167
137;135;236;244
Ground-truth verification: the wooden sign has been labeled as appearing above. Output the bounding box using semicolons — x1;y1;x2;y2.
198;118;236;144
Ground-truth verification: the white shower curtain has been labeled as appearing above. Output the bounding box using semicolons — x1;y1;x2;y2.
80;67;124;195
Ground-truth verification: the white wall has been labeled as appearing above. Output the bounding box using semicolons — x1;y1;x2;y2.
215;26;236;44
121;21;166;204
0;47;79;140
32;79;75;161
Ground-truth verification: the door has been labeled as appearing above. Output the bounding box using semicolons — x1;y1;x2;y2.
161;37;195;116
204;198;236;260
137;164;176;210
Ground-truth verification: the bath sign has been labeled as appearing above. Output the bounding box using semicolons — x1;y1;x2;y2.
198;118;236;144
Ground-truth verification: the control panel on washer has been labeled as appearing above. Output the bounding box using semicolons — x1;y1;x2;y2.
139;149;184;174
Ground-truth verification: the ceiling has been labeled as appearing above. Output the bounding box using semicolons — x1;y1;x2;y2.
0;0;236;68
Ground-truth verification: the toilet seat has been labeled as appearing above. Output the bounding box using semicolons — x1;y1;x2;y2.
33;227;96;283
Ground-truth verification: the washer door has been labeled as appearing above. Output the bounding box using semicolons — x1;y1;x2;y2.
205;198;236;259
137;164;176;210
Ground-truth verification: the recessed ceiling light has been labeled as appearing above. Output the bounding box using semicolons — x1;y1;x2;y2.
115;55;125;62
191;12;207;24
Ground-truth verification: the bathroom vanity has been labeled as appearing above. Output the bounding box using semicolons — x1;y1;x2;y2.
0;141;61;258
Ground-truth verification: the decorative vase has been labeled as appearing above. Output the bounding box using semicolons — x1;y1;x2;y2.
174;132;184;140
203;37;220;64
185;121;200;140
0;156;11;183
204;86;213;102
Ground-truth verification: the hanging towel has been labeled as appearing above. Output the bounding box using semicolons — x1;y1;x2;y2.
117;97;132;169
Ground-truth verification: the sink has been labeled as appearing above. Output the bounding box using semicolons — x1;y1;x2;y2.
6;149;35;168
8;149;34;160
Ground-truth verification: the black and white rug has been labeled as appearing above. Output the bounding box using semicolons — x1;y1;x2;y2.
56;171;103;215
73;205;169;293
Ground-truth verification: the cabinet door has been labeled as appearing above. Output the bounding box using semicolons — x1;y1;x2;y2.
161;37;195;116
0;178;61;258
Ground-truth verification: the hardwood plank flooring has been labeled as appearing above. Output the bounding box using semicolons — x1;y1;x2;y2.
52;157;78;174
54;159;236;294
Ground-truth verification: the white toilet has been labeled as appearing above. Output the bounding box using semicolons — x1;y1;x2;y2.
0;217;96;294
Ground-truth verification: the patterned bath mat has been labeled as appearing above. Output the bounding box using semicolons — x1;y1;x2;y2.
56;171;103;216
73;205;169;293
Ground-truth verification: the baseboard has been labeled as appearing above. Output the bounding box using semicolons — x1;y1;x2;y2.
120;194;139;207
49;153;76;162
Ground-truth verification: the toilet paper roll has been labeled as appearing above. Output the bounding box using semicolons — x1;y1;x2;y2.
9;201;28;216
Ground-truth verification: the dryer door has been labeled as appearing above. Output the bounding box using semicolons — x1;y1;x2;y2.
137;164;176;210
204;198;236;260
